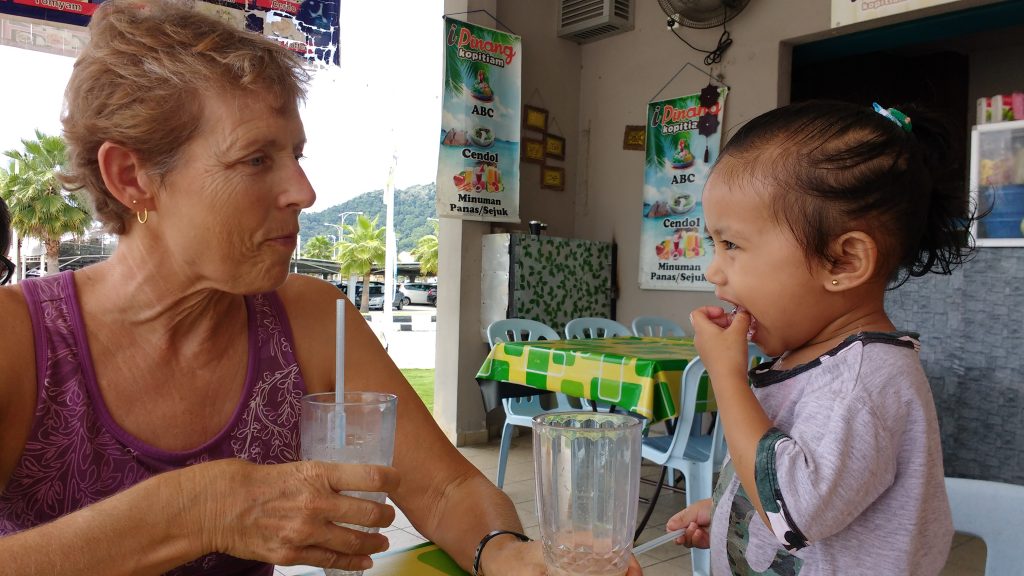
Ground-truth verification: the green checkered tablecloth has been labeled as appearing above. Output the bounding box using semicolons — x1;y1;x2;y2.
476;336;709;422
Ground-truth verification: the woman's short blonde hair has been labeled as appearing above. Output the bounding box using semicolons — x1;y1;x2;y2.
61;0;310;233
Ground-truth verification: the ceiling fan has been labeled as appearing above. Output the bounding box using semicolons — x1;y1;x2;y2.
658;0;751;30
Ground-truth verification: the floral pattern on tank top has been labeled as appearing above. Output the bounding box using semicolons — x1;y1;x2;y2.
0;271;305;576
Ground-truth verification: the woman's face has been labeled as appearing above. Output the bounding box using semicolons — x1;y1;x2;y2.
151;90;315;294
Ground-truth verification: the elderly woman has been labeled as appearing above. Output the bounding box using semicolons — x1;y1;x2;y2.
0;2;632;575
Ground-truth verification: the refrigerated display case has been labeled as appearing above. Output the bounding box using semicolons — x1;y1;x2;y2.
970;119;1024;246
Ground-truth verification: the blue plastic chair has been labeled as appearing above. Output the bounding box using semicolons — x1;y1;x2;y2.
564;317;631;339
945;476;1024;576
632;315;688;338
634;343;765;576
486;318;574;488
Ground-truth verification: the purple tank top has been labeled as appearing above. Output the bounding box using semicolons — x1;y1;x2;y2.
0;271;306;575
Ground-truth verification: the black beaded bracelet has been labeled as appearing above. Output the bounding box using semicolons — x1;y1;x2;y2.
472;529;531;576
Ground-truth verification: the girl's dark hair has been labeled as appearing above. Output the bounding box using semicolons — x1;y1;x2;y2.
716;99;974;287
0;197;10;255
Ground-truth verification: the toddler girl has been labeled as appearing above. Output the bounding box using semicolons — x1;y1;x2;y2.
669;100;971;575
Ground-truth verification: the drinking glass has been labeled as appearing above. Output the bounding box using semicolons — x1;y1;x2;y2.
533;412;642;576
301;392;398;576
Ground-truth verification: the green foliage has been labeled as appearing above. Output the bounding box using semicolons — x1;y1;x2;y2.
302;235;335;260
410;219;438;275
299;183;437;257
1;131;92;275
338;214;386;312
400;368;434;413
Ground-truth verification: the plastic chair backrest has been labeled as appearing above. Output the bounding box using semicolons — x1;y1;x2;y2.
565;317;631;339
945;476;1024;576
631;316;687;338
487;318;560;347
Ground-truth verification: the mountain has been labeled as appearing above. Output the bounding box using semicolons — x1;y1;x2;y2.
299;183;437;255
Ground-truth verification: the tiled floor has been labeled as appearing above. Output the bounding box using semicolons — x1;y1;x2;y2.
457;432;988;576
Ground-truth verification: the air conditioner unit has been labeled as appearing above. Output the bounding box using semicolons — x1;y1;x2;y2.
558;0;634;44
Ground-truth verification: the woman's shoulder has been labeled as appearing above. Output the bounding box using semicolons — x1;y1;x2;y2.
0;285;33;376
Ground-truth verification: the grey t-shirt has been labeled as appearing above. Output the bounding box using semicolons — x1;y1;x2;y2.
710;332;953;575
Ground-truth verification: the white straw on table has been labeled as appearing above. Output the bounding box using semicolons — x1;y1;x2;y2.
633;529;684;555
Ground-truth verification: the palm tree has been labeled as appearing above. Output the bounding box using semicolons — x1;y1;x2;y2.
1;131;91;276
337;214;385;312
411;220;439;276
302;235;335;260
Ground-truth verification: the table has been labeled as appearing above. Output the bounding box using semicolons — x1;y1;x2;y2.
475;336;708;423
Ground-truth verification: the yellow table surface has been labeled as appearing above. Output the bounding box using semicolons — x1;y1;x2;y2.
368;542;467;575
476;336;708;422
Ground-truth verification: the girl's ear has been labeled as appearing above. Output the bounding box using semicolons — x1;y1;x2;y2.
825;231;879;291
97;141;155;211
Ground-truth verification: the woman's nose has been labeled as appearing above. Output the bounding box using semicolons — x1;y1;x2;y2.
284;160;316;209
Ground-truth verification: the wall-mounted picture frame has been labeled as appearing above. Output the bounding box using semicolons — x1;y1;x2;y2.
544;134;565;160
523;105;548;133
522;137;545;164
541;166;565;191
623;125;646;151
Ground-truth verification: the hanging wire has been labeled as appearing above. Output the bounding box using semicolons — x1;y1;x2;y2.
442;9;516;34
669;25;732;66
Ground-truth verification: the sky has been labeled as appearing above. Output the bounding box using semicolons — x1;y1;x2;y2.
0;0;443;213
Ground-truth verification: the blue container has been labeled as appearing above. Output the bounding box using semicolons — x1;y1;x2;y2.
979;184;1024;238
979;216;1024;238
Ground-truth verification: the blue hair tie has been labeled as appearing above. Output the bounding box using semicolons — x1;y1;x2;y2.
872;102;912;132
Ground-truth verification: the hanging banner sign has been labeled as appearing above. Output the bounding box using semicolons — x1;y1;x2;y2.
639;86;728;291
436;17;521;222
830;0;958;28
0;0;339;66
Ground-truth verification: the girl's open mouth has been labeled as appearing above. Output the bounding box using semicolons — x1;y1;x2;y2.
730;306;758;341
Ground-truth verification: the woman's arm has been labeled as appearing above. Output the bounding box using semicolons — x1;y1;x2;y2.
282;276;539;575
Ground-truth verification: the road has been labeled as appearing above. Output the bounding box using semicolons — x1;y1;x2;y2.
362;304;438;369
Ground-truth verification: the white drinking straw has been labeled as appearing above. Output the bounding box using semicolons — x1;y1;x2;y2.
335;299;346;403
335;299;346;446
632;529;684;555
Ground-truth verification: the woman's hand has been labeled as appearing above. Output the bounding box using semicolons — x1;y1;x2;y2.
191;459;400;572
666;498;713;550
690;306;751;383
482;539;643;575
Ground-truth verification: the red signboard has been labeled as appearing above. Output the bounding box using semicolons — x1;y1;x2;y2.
11;0;97;16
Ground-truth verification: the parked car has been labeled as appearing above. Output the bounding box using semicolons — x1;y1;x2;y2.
402;282;436;305
427;285;437;306
334;282;406;310
367;284;406;311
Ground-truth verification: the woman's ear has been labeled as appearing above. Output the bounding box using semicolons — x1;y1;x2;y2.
97;141;154;210
825;231;879;291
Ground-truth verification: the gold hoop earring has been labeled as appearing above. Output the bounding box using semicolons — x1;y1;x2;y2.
831;279;839;286
137;209;148;224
